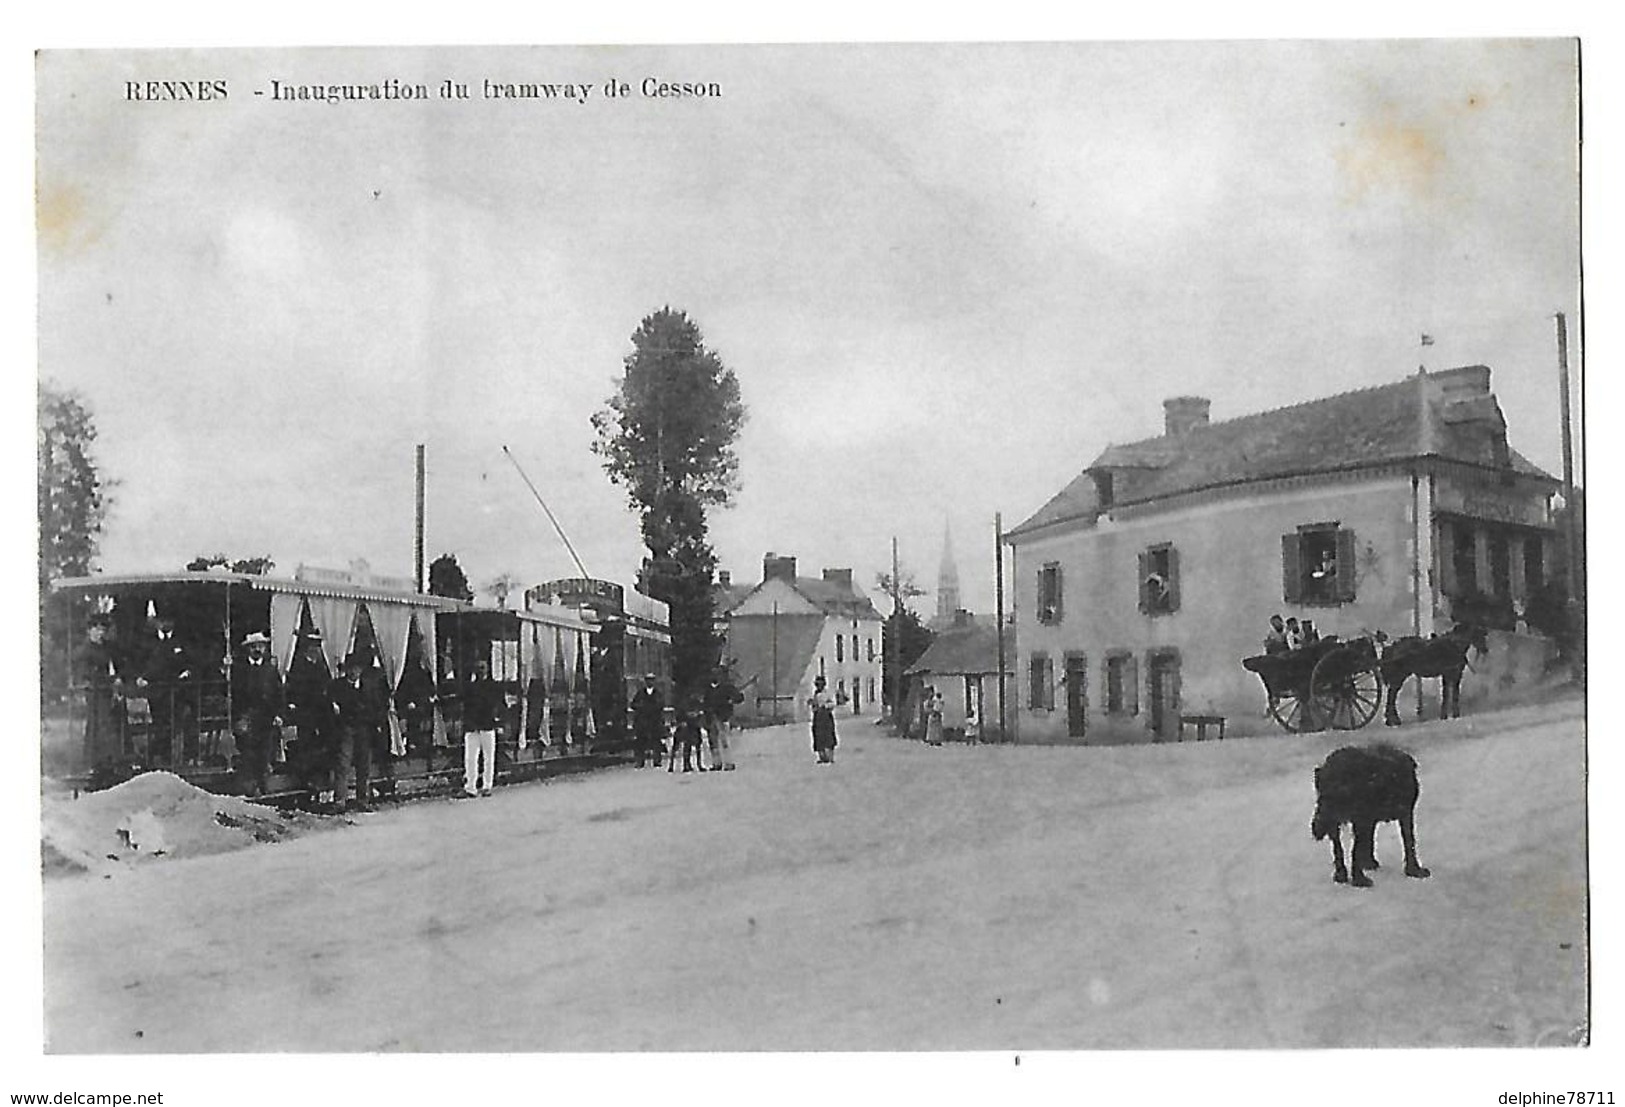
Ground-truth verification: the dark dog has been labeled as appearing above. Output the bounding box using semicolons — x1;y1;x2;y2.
1311;743;1431;887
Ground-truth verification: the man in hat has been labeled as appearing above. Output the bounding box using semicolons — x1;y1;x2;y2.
285;635;336;805
630;672;664;769
230;631;284;797
138;614;196;767
331;651;389;811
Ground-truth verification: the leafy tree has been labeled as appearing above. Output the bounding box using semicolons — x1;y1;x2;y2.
485;572;520;609
38;382;112;591
881;607;935;725
39;382;114;701
592;308;746;702
186;553;275;575
428;553;475;602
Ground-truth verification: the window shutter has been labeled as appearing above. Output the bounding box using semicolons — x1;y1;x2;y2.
1127;654;1139;715
1166;547;1181;612
1053;564;1064;624
1029;657;1042;710
1335;528;1358;602
1036;567;1048;622
1045;657;1056;711
1138;550;1152;613
1282;534;1302;603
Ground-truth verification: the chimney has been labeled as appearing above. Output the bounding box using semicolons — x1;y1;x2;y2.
821;568;853;590
1163;396;1211;437
717;569;731;588
763;552;797;584
1430;365;1492;403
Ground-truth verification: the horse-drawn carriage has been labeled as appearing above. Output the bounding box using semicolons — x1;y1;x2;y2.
1243;622;1490;733
1242;636;1384;732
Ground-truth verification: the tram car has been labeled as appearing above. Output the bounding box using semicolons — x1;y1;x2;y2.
524;578;673;750
47;563;664;800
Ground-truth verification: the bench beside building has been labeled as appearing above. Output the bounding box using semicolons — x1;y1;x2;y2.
1004;366;1560;744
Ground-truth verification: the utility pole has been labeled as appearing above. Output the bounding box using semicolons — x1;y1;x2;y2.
995;512;1007;744
771;600;780;723
1556;312;1581;600
891;536;902;729
414;444;426;593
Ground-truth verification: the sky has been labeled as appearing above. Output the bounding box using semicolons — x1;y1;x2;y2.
35;40;1581;615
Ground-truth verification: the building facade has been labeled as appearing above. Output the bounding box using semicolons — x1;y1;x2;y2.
718;553;885;723
1005;366;1560;744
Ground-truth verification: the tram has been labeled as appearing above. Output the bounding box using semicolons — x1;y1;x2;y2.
47;563;668;799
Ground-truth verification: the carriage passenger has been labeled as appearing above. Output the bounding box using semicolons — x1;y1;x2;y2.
138;615;196;766
1264;614;1289;656
1284;618;1305;651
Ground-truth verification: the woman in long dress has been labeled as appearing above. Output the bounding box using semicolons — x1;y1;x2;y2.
925;687;945;746
810;676;838;764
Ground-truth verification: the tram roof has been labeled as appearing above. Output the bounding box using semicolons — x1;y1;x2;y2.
441;602;594;634
51;571;463;610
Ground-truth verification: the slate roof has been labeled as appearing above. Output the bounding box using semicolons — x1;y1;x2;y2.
905;622;1011;677
1010;369;1556;538
717;576;882;621
721;613;826;701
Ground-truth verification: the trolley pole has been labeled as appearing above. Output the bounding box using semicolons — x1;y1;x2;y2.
995;512;1007;744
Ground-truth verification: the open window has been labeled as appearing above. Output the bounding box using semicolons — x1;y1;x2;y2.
1138;544;1180;615
1282;524;1356;605
1037;562;1063;625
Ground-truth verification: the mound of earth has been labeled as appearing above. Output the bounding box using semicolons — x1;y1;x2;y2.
41;771;340;878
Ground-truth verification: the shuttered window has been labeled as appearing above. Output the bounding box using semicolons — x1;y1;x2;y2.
1283;524;1357;605
1037;562;1063;625
1028;653;1054;711
1139;544;1179;615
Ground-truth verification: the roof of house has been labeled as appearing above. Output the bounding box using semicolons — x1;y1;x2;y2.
1010;369;1555;538
905;622;1012;677
719;576;882;621
722;613;827;701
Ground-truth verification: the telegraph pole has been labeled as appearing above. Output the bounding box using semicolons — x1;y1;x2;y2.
771;600;780;723
891;536;902;728
414;444;426;593
995;512;1007;744
1556;312;1581;600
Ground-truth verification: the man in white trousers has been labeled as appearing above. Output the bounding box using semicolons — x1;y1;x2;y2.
462;658;504;797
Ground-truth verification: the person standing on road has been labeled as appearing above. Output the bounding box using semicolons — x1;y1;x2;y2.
331;652;388;811
705;672;742;771
810;676;838;764
631;673;665;769
925;688;945;746
231;632;285;797
671;704;704;773
462;658;504;797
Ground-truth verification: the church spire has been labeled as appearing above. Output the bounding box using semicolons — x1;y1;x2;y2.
936;520;961;624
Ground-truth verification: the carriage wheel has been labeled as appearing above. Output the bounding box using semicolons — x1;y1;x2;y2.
1267;691;1311;733
1310;648;1383;731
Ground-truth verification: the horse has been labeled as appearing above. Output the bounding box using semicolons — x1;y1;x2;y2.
1379;622;1490;726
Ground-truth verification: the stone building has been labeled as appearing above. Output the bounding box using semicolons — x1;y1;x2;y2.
1004;366;1560;743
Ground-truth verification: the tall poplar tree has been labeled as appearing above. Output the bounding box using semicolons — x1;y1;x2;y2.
38;381;114;697
592;308;745;703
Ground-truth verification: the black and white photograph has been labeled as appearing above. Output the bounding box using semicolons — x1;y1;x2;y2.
17;21;1605;1103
